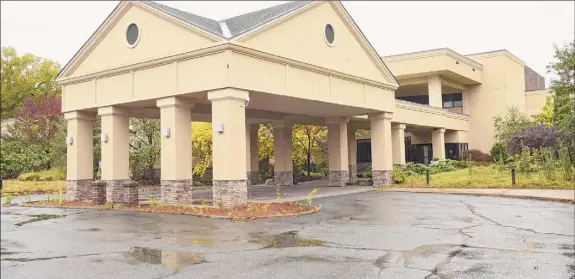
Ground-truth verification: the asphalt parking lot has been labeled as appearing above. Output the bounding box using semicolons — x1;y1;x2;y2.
1;190;574;279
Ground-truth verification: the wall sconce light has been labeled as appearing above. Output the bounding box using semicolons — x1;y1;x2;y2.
101;134;108;143
214;122;224;133
66;136;73;145
161;128;171;138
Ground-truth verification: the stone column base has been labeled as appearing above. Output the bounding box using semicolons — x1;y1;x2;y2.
161;180;192;204
372;170;393;187
328;170;350;187
66;180;92;201
105;180;129;203
123;181;139;206
91;181;107;205
349;165;357;181
247;171;262;186
274;171;293;186
213;179;248;208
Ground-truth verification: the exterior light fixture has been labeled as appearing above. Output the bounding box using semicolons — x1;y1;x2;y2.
161;128;171;138
214;123;224;133
101;134;108;143
66;136;73;145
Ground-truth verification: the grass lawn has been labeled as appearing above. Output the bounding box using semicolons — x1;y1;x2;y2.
1;180;65;196
399;166;575;189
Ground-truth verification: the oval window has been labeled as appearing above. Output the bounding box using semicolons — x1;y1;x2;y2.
126;23;139;47
325;24;335;45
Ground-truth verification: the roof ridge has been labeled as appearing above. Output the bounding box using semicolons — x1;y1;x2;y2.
221;1;305;22
141;1;313;39
147;1;218;22
222;1;313;38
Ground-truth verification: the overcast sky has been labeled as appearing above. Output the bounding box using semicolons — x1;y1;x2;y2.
2;1;573;86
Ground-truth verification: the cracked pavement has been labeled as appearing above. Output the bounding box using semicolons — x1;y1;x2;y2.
1;191;574;279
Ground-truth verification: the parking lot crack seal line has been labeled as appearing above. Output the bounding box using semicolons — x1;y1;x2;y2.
460;201;575;237
1;251;123;262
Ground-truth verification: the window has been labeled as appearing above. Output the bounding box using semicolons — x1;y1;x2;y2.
325;24;335;45
356;139;372;163
442;93;463;108
396;95;429;105
126;23;140;47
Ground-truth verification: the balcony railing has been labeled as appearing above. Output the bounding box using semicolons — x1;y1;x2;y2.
395;99;469;120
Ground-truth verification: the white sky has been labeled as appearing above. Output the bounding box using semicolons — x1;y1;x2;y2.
2;1;574;86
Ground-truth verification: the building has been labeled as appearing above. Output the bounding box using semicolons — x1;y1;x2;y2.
57;1;551;207
356;48;552;165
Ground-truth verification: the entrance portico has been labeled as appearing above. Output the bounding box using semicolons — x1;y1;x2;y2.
57;1;400;207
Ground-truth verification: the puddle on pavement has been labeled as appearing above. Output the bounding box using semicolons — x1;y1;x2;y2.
375;244;458;269
401;244;456;259
176;237;214;246
125;246;205;269
78;228;100;232
520;241;544;254
250;231;325;248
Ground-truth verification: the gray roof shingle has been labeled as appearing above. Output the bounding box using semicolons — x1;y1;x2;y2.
141;1;313;39
142;1;224;36
222;1;312;37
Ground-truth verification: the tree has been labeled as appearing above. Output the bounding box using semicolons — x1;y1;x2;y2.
1;47;61;119
0;95;66;177
191;122;212;177
547;41;575;163
534;95;555;128
258;123;274;161
493;106;533;152
508;124;559;156
129;118;161;181
292;125;327;176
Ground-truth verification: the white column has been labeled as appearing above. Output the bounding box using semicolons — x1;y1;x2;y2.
347;124;358;181
157;97;193;204
273;122;293;185
98;106;130;203
327;117;349;187
208;88;249;207
392;123;406;166
427;75;443;108
369;112;393;187
432;128;446;160
246;123;260;186
64;111;95;201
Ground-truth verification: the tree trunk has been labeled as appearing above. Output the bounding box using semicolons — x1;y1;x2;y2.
307;152;311;177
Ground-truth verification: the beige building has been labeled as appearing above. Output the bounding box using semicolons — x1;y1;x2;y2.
56;1;551;206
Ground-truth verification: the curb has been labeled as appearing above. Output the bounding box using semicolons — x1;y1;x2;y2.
18;203;321;220
380;189;575;204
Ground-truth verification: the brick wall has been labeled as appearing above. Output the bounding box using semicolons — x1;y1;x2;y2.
524;66;546;91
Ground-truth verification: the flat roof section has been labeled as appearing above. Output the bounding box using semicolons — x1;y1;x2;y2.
382;48;483;85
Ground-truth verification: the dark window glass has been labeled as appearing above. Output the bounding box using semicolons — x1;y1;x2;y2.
453;93;463;107
442;93;463;108
443;94;453;108
126;23;139;45
357;139;372;163
396;95;429;105
325;24;335;44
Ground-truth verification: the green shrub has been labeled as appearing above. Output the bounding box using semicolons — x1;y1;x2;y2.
405;163;428;175
490;142;508;162
392;166;405;184
461;149;492;163
18;168;66;182
18;173;41;181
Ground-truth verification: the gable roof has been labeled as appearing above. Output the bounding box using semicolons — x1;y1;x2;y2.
140;1;313;39
58;1;399;88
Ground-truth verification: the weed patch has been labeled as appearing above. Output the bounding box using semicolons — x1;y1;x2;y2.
15;214;65;226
